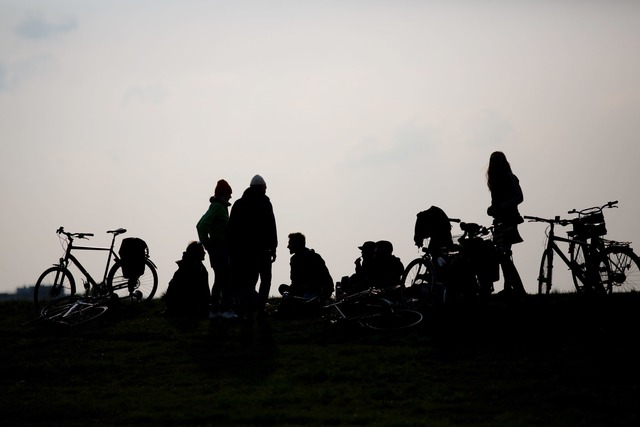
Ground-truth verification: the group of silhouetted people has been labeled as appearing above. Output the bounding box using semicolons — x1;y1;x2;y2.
166;175;277;320
164;151;526;321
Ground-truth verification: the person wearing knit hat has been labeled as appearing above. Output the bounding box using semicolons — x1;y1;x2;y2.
215;179;232;197
196;179;236;319
228;174;278;319
250;174;266;187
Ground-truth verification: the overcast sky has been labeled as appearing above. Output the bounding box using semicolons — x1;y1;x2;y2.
2;0;640;298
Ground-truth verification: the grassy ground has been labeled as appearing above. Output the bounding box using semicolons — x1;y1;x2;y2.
1;293;639;427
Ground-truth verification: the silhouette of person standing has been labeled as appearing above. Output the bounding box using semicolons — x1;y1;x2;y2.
228;175;278;318
196;179;236;318
486;151;526;296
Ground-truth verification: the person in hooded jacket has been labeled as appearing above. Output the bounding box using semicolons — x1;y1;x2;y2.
228;175;278;318
165;241;210;318
196;179;235;318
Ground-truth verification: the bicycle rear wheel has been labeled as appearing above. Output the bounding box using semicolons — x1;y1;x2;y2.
604;245;640;293
401;258;436;309
362;309;423;331
107;259;158;301
34;267;76;312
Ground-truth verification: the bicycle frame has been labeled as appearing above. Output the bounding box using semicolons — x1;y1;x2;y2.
525;215;606;293
324;288;394;325
62;246;117;289
540;222;587;289
55;229;122;292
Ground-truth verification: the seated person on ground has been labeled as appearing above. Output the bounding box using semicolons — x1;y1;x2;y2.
370;240;404;291
164;241;210;318
278;232;334;305
340;240;376;295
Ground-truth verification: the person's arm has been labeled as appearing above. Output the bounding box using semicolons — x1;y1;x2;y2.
196;208;214;246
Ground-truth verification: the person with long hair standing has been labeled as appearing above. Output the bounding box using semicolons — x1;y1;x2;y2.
486;151;527;296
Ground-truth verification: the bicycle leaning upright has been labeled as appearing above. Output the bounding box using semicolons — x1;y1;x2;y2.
525;201;640;294
566;201;640;294
33;227;158;311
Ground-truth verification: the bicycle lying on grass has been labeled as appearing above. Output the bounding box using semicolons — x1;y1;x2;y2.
39;294;111;326
525;201;640;294
323;287;423;331
34;227;158;312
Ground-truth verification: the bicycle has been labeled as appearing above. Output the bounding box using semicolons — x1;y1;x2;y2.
566;201;640;294
323;287;423;331
402;219;498;309
39;294;110;326
524;202;620;294
33;227;158;311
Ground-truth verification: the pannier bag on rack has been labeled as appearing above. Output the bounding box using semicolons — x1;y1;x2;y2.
119;237;148;278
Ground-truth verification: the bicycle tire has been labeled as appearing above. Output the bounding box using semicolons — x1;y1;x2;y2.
34;267;76;312
107;259;158;301
538;249;553;295
569;241;609;294
401;257;436;309
569;242;587;292
604;245;640;293
361;309;423;331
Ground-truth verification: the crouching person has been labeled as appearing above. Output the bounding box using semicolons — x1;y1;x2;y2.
277;232;334;318
164;241;210;319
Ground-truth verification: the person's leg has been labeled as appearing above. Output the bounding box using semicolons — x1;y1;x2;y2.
497;244;525;295
211;252;233;313
257;253;273;314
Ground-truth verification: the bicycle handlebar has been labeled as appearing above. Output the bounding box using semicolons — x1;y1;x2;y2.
567;200;618;216
523;215;573;227
56;226;94;240
460;221;491;237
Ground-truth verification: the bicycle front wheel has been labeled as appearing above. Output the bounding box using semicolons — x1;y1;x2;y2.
401;257;436;309
107;259;158;302
362;309;423;331
538;249;553;295
34;267;76;312
604;246;640;293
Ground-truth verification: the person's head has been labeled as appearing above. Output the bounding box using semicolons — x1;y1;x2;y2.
214;179;232;201
250;174;267;194
374;240;394;258
185;241;205;261
486;151;513;190
358;241;376;259
287;232;306;254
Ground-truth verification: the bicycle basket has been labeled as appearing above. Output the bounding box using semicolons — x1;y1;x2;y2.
572;213;607;238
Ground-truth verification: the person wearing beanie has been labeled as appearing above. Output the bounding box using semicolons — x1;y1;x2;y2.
228;174;278;319
196;179;236;319
250;174;266;187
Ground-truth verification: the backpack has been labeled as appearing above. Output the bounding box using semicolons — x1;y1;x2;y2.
414;206;454;249
118;237;148;278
